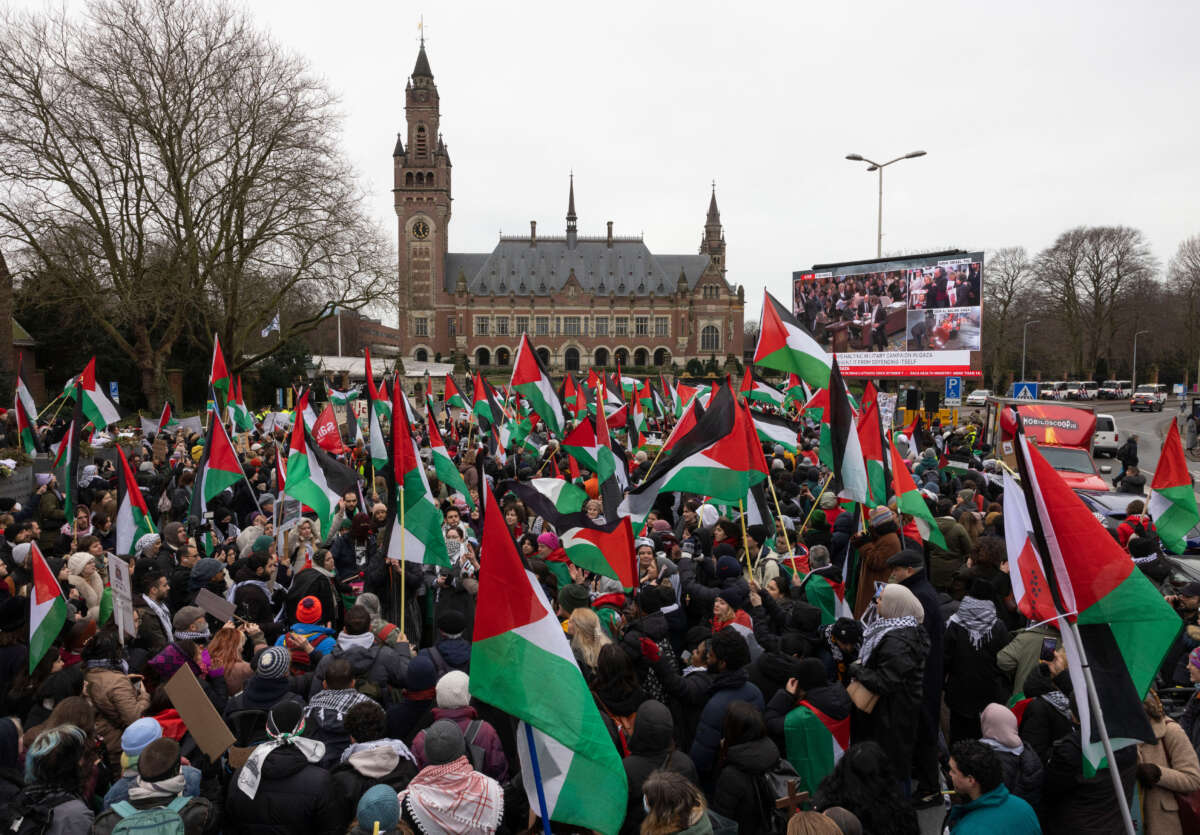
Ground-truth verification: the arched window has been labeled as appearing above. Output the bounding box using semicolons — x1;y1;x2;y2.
701;326;720;352
416;172;424;186
594;348;609;367
414;348;428;362
654;348;670;367
426;171;434;186
476;347;491;367
634;348;649;367
496;347;510;367
615;348;629;366
564;347;580;372
536;348;551;367
405;172;414;186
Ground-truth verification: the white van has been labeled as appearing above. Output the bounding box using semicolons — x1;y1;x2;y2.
1045;382;1070;401
1093;413;1119;457
1099;380;1131;399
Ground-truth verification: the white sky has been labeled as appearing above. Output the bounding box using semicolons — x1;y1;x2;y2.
14;0;1200;320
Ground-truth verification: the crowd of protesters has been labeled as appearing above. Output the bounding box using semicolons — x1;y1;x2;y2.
0;396;1197;834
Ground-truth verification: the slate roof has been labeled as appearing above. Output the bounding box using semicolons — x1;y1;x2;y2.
444;238;712;298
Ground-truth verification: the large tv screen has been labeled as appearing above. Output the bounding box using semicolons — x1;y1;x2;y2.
792;250;983;377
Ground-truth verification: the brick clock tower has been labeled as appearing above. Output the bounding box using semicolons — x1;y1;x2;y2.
393;37;451;355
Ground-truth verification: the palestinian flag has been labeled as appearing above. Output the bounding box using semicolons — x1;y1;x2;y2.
157;402;179;435
511;334;564;436
296;387;318;431
428;411;475;510
28;542;68;673
382;380;450;568
750;409;801;454
560;373;587;420
1149;420;1199;554
828;358;868;504
783;373;809;408
798;570;850;626
327;385;360;406
594;380;621;520
230;377;255;432
190;408;246;526
1002;472;1058;624
754;289;831;388
472;480;627;835
662;398;705;455
888;437;947;549
115;445;156;555
364;349;390;474
784;700;850;796
209;335;231;411
561;420;601;473
506;478;590;522
739;367;786;408
620;385;766;524
472;373;504;428
73;358;121;429
56;395;84;521
857;383;888;507
444;374;467;411
283;413;357;536
14;352;39;454
558;515;638;588
1012;412;1180;774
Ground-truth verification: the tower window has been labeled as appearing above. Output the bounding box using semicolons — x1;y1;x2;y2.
405;172;414;186
416;125;428;157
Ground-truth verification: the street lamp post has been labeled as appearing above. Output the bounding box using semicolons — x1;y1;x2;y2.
1021;319;1040;385
845;150;927;257
1133;330;1149;390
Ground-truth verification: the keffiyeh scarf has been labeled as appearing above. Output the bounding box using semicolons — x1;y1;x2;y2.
948;596;998;649
858;615;919;666
235;712;325;800
400;755;503;835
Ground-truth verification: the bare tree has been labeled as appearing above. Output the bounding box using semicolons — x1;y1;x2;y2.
0;0;392;403
981;246;1033;390
1168;235;1200;381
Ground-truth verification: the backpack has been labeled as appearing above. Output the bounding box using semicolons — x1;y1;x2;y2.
110;796;189;835
0;790;76;835
464;720;487;773
753;757;804;835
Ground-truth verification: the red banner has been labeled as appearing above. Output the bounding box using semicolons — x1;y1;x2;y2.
312;403;345;454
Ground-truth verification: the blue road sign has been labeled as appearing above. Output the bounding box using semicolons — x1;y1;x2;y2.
1011;381;1039;400
945;377;962;405
108;380;119;404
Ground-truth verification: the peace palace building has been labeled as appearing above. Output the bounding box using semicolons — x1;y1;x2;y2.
392;42;744;374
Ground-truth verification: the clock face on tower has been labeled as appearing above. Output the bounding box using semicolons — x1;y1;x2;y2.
412;219;430;240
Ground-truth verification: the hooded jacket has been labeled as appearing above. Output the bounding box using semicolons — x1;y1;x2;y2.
688;668;764;778
763;681;851;754
85;666;151;769
309;638;411;698
411;706;508;781
225;744;341;835
328;741;419;830
620;700;699;835
710;735;780;833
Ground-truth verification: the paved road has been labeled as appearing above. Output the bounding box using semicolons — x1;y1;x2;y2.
1098;399;1199;484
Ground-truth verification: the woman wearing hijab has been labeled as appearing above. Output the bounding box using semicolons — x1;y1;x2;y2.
943;580;1010;743
979;703;1044;807
846;584;929;793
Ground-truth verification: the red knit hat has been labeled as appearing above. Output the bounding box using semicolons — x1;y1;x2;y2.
296;595;322;624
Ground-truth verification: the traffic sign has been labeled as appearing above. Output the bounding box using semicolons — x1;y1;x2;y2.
1011;381;1039;400
944;377;962;406
108;381;119;404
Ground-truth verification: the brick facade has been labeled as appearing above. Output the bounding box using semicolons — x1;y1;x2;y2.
393;42;743;374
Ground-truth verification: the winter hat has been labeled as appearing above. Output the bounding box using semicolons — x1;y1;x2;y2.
66;552;94;576
435;670;471;709
536;531;559;551
424;719;467;766
558;584;591;614
255;646;291;680
172;606;206;632
635;537;656;551
795;658;827;691
251;535;274;556
636;586;664;615
436;610;466;638
830;618;864;645
717;585;747;611
746;524;768;545
120;718;163;757
35;473;52;487
651;519;673;533
818;493;839;510
190;558;224;585
356;784;400;831
137;737;181;782
790;603;822;639
268;699;305;736
295;596;322;624
823;808;863;835
404;655;438;692
697;503;719;528
715;554;741;580
868;506;893;528
135;532;161;554
355;592;381;617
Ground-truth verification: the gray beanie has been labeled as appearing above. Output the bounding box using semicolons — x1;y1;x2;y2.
254;646;291;680
355;592;381;617
424;719;466;766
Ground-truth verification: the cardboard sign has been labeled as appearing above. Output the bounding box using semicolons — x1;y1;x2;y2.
163;665;234;760
194;588;237;625
107;557;135;642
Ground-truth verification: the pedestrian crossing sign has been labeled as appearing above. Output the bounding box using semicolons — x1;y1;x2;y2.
1013;382;1038;400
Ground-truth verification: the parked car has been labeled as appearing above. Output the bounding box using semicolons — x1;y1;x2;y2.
1093;413;1119;457
966;389;991;406
1131;383;1168;412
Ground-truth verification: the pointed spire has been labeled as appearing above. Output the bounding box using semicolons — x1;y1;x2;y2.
566;172;577;234
392;133;404;157
412;41;433;79
706;181;720;226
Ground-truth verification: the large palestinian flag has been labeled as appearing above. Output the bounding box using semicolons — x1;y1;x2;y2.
14;351;39;454
382;380;450;568
506;479;590;521
798;570;850;626
73;358;122;430
857;382;888;507
828;358;868;503
471;480;627;834
750;408;801;454
753;289;831;388
511;334;565;436
189;408;245;525
1149;420;1199;554
739;367;786;408
283;413;357;536
115;445;156;555
561;420;601;473
427;411;475;510
1012;410;1180;774
888;437;947;549
472;373;505;428
28;543;68;674
444;373;467;412
784;700;850;796
557;515;638;589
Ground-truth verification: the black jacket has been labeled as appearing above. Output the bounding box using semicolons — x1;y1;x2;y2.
309;641;411;699
764;681;851;755
1017;666;1074;764
688;668;764;778
224;744;341;835
620;700;698;835
1041;729;1137;833
710;736;780;833
848;625;929;771
899;569;945;717
942;616;1010;716
328;747;419;831
650;654;712;750
993;744;1045;808
620;611;676;704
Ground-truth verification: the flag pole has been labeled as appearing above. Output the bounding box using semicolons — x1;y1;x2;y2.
399;485;406;637
765;477;794;556
737;500;753;577
523;723;553;835
798;474;834;534
1067;618;1136;835
37;390;65;419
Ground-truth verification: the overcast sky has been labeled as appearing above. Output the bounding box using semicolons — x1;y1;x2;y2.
16;0;1200;322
